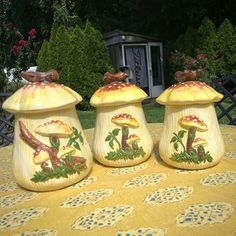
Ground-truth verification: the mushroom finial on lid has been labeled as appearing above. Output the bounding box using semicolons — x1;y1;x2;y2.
90;82;147;107
156;81;223;105
21;69;59;83
2;70;82;113
103;71;128;84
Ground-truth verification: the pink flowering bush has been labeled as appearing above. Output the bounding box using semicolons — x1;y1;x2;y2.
10;28;38;79
170;50;208;71
0;27;39;91
28;28;37;39
170;50;213;84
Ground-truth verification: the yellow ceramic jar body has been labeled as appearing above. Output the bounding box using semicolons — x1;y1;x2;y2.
12;107;92;191
92;103;153;167
156;81;225;170
90;81;153;167
159;104;225;169
2;71;92;191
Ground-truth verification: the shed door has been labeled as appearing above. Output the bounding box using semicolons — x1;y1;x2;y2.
148;43;164;97
123;44;149;95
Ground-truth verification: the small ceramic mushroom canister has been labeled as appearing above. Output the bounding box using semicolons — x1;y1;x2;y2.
156;80;225;169
90;80;153;167
2;70;92;191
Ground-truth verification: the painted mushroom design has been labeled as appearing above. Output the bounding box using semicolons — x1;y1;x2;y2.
192;137;208;157
33;149;50;164
178;115;208;154
19;121;86;172
156;80;225;169
111;113;139;148
2;69;92;191
127;134;141;151
90;81;153;167
35;120;73;148
33;144;76;165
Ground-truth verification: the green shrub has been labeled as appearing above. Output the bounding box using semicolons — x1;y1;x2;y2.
36;22;113;110
167;17;236;85
214;19;236;76
175;27;199;56
198;17;217;59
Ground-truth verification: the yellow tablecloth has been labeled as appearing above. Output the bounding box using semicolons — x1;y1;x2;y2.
0;123;236;236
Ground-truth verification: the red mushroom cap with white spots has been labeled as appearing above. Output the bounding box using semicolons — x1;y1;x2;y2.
111;113;139;128
156;81;223;105
178;115;208;131
90;82;147;107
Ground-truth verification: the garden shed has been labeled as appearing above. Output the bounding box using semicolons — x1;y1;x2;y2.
103;30;165;97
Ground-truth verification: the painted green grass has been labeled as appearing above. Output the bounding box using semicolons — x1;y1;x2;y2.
77;102;235;130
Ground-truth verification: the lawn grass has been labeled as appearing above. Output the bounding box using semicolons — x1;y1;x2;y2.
77;110;96;130
77;104;165;130
77;101;235;129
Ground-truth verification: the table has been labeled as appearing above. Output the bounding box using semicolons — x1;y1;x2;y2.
0;123;236;236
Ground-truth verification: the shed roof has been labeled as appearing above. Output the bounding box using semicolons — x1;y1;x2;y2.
103;30;160;46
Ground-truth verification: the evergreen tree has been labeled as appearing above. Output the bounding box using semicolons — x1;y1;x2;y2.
36;40;50;71
36;22;113;110
175;27;199;56
37;23;59;71
215;18;236;76
197;17;218;79
66;26;88;108
83;21;112;73
53;25;70;83
231;26;236;74
198;17;217;59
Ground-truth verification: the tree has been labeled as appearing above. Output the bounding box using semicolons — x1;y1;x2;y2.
36;22;113;110
198;17;217;58
175;26;199;56
214;18;236;76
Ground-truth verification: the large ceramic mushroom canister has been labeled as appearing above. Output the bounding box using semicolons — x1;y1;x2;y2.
2;70;92;191
90;78;153;167
156;80;225;169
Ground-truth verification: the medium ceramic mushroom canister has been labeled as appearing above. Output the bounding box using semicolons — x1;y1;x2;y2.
156;80;225;169
90;78;153;167
2;70;92;191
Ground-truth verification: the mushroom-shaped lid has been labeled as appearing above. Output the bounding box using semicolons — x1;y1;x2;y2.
192;137;208;148
156;81;223;105
111;113;139;128
90;82;147;107
35;120;73;137
179;115;208;131
127;134;141;144
2;70;82;113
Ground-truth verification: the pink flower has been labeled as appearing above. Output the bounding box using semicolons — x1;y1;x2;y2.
11;45;21;56
18;39;28;47
197;53;203;60
28;28;37;39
